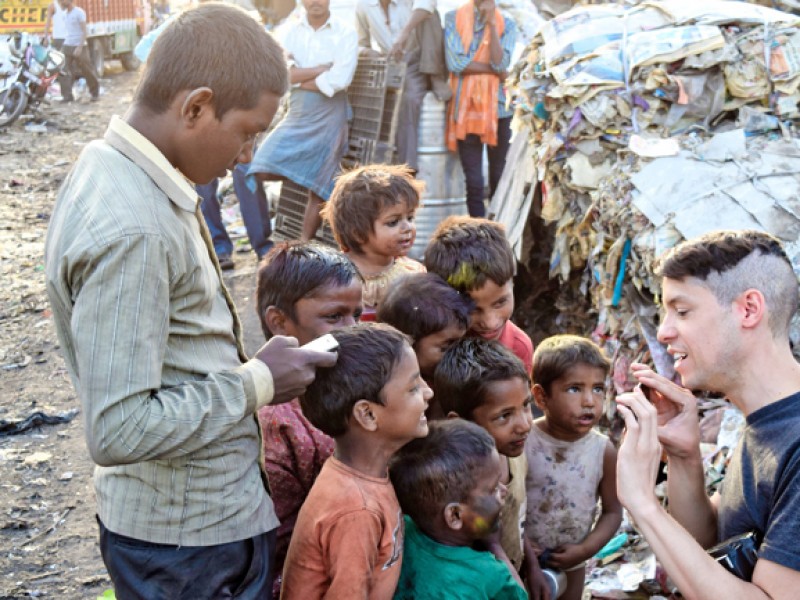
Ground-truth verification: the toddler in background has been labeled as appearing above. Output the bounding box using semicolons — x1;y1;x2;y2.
436;338;549;598
281;323;432;599
255;241;364;597
377;272;472;409
423;216;533;374
390;419;528;600
322;164;426;320
527;334;623;600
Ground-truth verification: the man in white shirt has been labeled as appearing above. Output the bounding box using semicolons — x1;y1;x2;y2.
249;0;358;240
356;0;450;173
58;0;99;102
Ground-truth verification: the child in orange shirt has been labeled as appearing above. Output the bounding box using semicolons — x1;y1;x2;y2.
281;323;433;599
322;164;425;321
255;241;364;598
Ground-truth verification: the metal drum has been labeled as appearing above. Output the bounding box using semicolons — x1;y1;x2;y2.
411;91;467;259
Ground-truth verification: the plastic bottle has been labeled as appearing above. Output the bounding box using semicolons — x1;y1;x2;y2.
541;568;567;599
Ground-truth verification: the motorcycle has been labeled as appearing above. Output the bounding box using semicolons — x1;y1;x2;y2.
0;40;66;128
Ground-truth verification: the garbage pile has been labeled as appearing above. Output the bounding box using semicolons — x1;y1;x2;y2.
504;0;800;386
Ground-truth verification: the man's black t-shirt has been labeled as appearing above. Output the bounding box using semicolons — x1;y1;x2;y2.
718;392;800;571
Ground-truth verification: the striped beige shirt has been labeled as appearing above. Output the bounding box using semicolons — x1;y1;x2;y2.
45;116;279;546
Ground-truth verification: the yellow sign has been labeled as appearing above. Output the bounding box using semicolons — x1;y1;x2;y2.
0;0;51;33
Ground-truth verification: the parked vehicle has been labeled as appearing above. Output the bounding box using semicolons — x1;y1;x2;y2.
0;39;64;126
0;0;151;76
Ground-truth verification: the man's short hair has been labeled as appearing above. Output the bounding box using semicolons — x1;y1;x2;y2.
389;419;496;534
135;3;289;118
322;164;424;253
434;338;530;419
657;230;799;337
423;216;516;293
377;273;473;344
256;241;362;339
532;334;610;394
301;323;411;437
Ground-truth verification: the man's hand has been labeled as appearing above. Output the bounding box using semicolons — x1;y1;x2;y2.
616;388;662;512
546;543;587;570
254;336;337;404
361;47;383;59
479;0;496;25
630;363;701;459
73;46;83;57
388;33;408;60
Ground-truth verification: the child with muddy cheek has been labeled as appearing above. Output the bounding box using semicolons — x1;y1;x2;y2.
525;335;624;600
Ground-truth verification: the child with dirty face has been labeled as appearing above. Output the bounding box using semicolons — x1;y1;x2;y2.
435;337;549;598
322;164;426;321
390;419;528;600
526;335;623;600
423;216;534;375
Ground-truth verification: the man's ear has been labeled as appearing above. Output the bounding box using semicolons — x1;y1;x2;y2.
180;87;215;127
443;502;463;530
737;288;766;331
265;306;289;337
352;400;378;432
532;383;548;412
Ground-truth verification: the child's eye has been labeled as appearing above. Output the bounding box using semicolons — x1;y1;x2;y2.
494;411;511;422
566;386;580;393
386;219;399;227
593;386;606;395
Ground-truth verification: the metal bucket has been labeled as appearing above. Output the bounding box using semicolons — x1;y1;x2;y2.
411;92;467;259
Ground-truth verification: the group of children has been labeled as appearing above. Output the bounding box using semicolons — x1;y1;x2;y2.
256;164;622;599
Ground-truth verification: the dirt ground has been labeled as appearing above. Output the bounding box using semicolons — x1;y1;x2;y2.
0;64;267;600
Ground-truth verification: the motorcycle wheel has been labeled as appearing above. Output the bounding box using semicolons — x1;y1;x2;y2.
0;83;28;127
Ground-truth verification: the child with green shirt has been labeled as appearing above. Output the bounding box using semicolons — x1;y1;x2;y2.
390;419;528;600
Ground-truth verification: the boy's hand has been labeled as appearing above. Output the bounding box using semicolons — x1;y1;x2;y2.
254;335;337;405
546;543;586;569
523;544;551;600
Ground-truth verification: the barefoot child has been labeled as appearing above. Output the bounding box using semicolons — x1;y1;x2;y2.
377;272;472;398
281;323;433;598
255;241;364;598
435;338;549;598
527;335;623;600
322;164;426;320
424;216;533;374
390;419;528;600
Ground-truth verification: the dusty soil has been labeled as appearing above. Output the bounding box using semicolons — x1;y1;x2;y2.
0;65;266;600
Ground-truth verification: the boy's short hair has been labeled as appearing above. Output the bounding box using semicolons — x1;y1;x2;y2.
377;273;473;344
532;335;610;394
135;3;289;119
256;242;362;339
301;323;412;437
389;419;496;534
656;230;798;337
434;338;530;419
423;216;515;293
322;164;424;253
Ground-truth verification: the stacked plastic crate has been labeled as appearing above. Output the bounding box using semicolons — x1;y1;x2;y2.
272;56;406;244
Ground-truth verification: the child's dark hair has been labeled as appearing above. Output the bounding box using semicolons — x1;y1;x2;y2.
532;335;610;394
322;164;424;253
256;241;362;339
390;419;496;534
423;216;515;293
301;323;412;437
135;3;288;119
434;338;530;419
377;273;473;344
